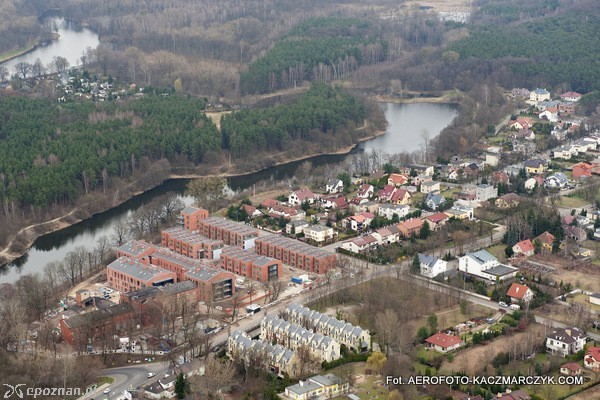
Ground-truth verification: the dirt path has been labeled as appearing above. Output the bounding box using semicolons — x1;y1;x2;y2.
0;208;79;259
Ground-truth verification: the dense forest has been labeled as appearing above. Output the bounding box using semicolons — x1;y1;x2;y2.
239;17;387;94
0;0;51;56
0;95;219;209
0;84;371;214
451;7;600;93
222;83;367;157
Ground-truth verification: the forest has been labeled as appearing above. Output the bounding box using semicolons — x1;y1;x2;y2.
450;1;600;93
239;17;387;94
0;95;220;209
0;84;370;214
221;83;367;157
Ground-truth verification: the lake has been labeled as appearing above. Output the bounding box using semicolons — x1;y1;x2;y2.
1;17;99;76
0;102;457;283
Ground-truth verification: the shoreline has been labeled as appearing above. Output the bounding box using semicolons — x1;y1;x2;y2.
0;127;385;271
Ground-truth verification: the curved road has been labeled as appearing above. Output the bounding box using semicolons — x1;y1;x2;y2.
80;362;170;400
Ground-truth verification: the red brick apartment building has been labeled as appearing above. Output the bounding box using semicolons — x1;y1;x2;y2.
220;247;282;282
106;257;177;292
184;267;235;302
161;227;224;259
116;239;157;261
254;234;336;274
60;302;134;345
178;206;209;231
149;248;217;282
121;281;198;326
196;217;259;248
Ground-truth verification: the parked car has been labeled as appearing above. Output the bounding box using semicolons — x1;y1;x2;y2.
498;301;508;308
509;304;521;310
103;387;112;394
147;372;156;378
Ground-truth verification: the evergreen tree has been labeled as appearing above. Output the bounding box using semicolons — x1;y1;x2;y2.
174;373;190;399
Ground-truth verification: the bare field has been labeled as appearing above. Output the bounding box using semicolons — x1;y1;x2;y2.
531;254;600;292
205;111;232;131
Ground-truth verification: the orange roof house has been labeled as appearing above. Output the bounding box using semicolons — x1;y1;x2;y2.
506;283;534;303
425;333;462;353
572;162;593;180
512;239;535;257
535;231;556;251
387;173;409;187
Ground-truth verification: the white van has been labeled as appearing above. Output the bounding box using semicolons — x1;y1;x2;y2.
509;304;520;310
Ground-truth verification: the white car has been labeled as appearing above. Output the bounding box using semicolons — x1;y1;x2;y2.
498;301;508;308
103;387;112;394
147;372;156;378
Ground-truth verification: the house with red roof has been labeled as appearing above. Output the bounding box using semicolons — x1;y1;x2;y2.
535;231;555;252
343;212;374;231
261;199;279;209
560;91;582;102
397;218;424;238
390;188;411;205
320;194;349;210
425;212;449;231
584;347;600;371
377;185;397;202
387;173;409;187
288;189;317;206
512;239;535;257
560;362;582;376
572;162;593;180
425;333;462;353
506;283;534;303
508;117;533;131
356;184;374;199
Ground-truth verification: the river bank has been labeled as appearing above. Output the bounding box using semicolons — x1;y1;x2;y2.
370;90;461;104
0;125;384;270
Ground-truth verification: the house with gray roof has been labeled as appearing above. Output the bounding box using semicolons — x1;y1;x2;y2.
418;253;448;279
458;250;518;281
284;373;349;400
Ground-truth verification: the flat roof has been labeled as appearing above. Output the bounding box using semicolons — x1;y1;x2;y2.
486;264;518;276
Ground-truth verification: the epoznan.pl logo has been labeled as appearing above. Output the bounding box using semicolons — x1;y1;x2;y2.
3;385;25;399
3;384;83;399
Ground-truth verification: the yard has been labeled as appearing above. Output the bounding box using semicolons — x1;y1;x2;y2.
558;194;589;208
330;363;389;400
567;293;600;313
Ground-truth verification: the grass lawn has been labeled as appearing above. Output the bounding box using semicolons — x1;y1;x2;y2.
414;304;492;333
97;376;115;385
558;195;588;208
329;363;389;400
486;244;507;261
567;293;600;312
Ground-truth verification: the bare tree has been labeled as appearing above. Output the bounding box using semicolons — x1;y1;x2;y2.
112;220;130;245
14;61;32;79
0;66;8;82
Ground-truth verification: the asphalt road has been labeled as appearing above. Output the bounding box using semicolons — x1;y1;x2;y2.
80;362;170;400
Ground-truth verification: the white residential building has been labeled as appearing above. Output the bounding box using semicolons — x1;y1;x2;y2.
303;225;335;243
421;181;441;194
228;331;298;377
546;328;587;357
284;374;349;400
418;253;448;279
458;250;518;281
325;179;344;194
475;184;498;201
378;204;410;220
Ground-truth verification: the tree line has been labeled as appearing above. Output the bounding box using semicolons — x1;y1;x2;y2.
240;17;387;94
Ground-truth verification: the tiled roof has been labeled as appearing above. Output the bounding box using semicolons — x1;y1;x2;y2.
426;333;461;348
506;283;531;299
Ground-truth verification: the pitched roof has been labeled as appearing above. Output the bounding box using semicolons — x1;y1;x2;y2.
585;346;600;362
425;333;461;348
425;212;448;223
513;239;534;254
506;283;531;299
388;173;408;185
534;231;556;245
292;188;316;201
547;327;586;344
398;218;423;230
561;362;581;372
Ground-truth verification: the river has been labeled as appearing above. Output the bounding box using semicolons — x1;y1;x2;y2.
1;17;99;76
0;102;457;283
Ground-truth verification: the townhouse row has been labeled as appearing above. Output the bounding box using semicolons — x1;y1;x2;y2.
261;315;341;362
284;304;371;352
